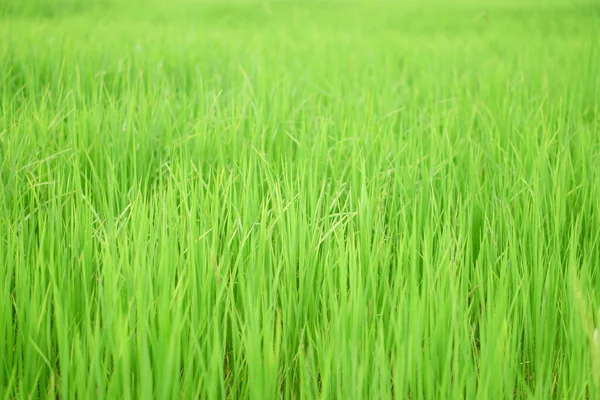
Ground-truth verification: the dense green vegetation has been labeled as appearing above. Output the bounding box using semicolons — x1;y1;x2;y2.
1;0;600;398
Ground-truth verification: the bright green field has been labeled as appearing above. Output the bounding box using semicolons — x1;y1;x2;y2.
1;0;600;398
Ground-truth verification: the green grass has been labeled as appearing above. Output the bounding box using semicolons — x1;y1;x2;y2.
1;0;600;398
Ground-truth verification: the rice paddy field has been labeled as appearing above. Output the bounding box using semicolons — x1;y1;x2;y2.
1;0;600;398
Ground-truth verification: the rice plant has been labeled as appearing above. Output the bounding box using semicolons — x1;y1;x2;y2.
1;0;599;398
